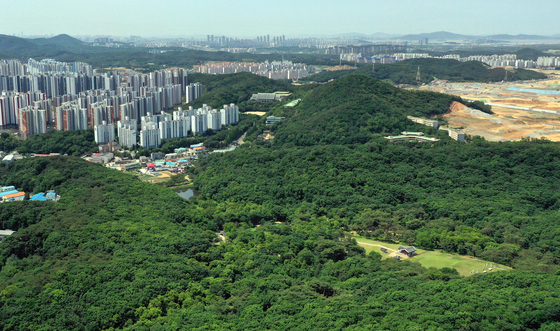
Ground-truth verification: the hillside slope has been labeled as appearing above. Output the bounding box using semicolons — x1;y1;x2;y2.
1;157;560;330
302;58;546;84
0;34;39;54
274;75;457;146
27;34;84;47
187;72;293;112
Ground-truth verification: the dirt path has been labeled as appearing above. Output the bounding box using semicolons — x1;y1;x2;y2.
356;241;397;252
356;241;410;259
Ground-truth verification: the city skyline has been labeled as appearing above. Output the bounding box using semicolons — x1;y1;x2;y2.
6;0;560;38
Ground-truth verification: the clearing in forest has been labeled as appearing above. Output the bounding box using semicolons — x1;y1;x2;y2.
355;237;511;277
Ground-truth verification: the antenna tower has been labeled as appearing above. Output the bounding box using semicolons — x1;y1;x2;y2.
416;66;421;83
504;69;508;81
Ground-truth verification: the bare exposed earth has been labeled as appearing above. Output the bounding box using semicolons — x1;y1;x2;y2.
422;77;560;141
245;111;267;116
445;102;560;141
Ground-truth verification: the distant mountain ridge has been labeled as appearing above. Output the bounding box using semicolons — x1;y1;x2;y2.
0;34;40;53
27;34;85;47
0;34;93;59
396;31;559;41
400;31;474;41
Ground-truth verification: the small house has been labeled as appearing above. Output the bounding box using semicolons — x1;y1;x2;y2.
398;245;417;257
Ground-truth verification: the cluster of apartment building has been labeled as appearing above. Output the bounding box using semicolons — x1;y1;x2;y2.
460;55;537;68
196;61;313;80
325;44;407;56
95;103;239;150
339;52;542;69
536;57;560;68
341;53;560;68
0;59;92;77
0;59;192;140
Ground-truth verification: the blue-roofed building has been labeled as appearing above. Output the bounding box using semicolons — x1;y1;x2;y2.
46;191;60;201
30;191;60;202
190;143;204;148
30;193;47;201
0;190;20;198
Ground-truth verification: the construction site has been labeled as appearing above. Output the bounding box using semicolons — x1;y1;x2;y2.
421;70;560;141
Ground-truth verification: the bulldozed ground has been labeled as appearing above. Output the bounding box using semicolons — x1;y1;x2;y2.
421;73;560;141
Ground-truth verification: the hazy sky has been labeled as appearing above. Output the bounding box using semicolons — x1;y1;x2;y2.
7;0;560;38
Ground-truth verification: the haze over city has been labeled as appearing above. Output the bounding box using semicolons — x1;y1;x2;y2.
6;0;560;37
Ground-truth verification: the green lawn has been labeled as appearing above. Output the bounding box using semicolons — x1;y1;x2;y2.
354;237;426;255
354;237;511;277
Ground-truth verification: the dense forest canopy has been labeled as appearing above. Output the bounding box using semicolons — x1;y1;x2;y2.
186;72;293;112
272;75;458;146
0;156;559;330
1;74;560;330
0;129;98;156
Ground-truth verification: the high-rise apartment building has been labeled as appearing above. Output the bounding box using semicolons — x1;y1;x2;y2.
206;111;221;131
18;106;47;138
159;117;190;140
140;121;160;149
220;103;239;126
185;83;202;103
55;101;88;131
117;116;137;149
89;100;115;127
94;120;115;144
190;114;208;136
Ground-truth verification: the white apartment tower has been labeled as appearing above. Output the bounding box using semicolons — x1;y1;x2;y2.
94;120;115;144
220;103;239;126
190;113;208;136
186;83;202;103
207;111;221;131
140;121;161;149
117;116;137;149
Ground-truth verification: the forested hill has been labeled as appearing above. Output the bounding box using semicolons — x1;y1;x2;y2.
186;72;293;112
273;74;458;146
1;157;560;330
301;58;546;84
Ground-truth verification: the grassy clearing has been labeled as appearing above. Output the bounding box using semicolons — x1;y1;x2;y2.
354;237;426;255
354;237;511;277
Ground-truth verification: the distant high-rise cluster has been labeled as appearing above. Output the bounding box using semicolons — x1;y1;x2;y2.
345;52;540;69
325;44;407;56
0;90;50;127
461;54;537;68
536;57;560;68
196;61;312;80
0;59;188;140
27;58;93;75
203;34;287;47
